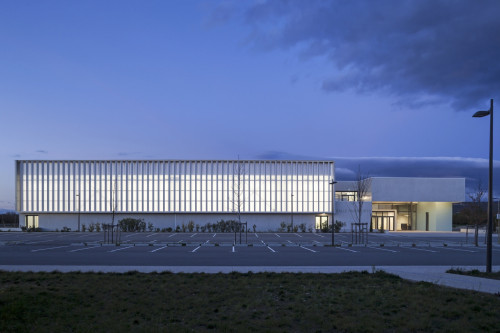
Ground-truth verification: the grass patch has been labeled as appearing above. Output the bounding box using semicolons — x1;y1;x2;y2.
1;271;499;332
447;268;500;281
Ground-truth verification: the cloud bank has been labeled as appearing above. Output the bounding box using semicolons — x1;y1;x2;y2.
257;151;499;196
241;0;500;110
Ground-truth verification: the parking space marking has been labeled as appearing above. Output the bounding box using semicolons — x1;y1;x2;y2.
300;246;316;253
77;234;94;238
31;245;71;252
146;233;158;238
192;246;201;253
109;246;134;253
287;240;293;244
26;240;53;244
213;233;217;238
168;234;176;238
434;246;476;253
177;240;184;243
335;247;358;253
367;246;398;253
274;233;281;238
254;233;259;238
69;246;101;252
266;246;276;253
151;246;168;253
314;234;325;238
294;233;302;238
124;234;139;238
401;247;437;253
190;233;198;238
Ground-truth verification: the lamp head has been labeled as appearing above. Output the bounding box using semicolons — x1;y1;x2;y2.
473;110;490;118
329;180;338;185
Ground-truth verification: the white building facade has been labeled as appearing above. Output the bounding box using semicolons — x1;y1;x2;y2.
16;160;335;231
15;160;465;232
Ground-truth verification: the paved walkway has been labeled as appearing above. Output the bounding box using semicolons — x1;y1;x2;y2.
1;265;499;294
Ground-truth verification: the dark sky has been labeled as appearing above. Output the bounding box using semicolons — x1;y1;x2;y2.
1;0;499;208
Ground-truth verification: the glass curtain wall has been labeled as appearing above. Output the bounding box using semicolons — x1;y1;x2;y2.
16;160;334;214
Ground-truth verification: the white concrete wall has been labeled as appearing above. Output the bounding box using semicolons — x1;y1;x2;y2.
334;201;372;231
416;202;452;231
371;177;465;202
20;213;317;232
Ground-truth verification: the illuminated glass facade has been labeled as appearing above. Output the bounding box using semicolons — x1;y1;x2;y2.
16;160;334;214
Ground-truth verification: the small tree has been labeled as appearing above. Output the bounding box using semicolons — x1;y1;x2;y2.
348;166;372;229
462;181;486;246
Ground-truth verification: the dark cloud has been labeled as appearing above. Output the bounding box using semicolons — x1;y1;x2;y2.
242;0;500;110
256;151;499;196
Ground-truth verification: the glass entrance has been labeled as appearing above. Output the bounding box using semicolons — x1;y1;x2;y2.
315;215;329;230
371;212;395;231
25;215;39;229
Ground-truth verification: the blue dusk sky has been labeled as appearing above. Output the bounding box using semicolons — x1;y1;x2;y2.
1;0;500;210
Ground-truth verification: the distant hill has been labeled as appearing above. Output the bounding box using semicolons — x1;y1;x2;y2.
0;209;17;215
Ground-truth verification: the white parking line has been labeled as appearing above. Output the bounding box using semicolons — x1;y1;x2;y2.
402;247;437;253
287;240;293;244
267;246;276;253
25;240;53;244
334;247;358;253
192;246;201;253
300;246;316;253
124;234;139;238
294;233;303;238
69;246;101;252
151;246;168;253
77;234;94;238
190;233;198;238
168;234;176;238
109;246;134;253
213;233;217;238
435;246;476;253
274;233;281;238
146;233;158;238
31;245;71;252
367;246;398;253
254;233;259;238
205;240;209;244
177;240;184;243
314;234;325;238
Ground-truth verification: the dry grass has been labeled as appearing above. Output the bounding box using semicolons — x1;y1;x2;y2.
1;270;499;332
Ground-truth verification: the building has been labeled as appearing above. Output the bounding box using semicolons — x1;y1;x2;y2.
15;160;465;232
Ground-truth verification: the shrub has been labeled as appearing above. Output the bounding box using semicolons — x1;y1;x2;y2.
148;222;154;232
279;221;286;232
175;225;180;232
334;220;345;233
252;224;256;233
88;223;95;232
118;218;146;232
155;227;160;232
195;224;200;232
201;225;206;232
299;223;307;233
95;223;101;232
166;227;173;232
81;224;86;232
62;226;71;232
181;223;187;233
187;221;195;232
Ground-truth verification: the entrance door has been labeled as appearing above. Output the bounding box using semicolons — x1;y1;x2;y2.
315;216;329;230
371;212;395;231
25;215;39;229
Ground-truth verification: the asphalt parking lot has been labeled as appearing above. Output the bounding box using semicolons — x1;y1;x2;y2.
1;231;499;267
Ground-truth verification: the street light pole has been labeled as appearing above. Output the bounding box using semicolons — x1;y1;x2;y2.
330;180;338;246
473;98;494;272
